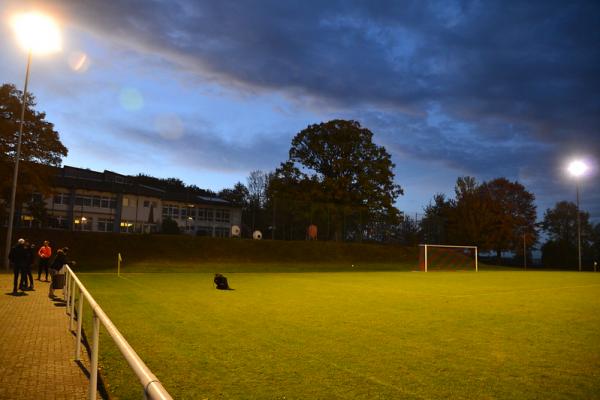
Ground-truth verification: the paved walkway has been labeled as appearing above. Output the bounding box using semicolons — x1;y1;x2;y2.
0;274;93;399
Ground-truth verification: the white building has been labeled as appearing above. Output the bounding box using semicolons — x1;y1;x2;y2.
23;166;241;237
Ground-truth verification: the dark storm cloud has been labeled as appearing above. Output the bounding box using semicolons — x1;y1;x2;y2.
17;0;600;216
47;0;599;141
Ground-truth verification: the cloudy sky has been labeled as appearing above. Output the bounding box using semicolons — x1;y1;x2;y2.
1;0;599;221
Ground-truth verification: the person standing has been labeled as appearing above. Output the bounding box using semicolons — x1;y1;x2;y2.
37;240;52;281
49;248;72;298
8;238;28;295
22;241;36;290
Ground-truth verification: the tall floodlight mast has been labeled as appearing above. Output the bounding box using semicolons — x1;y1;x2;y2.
3;12;61;269
567;160;589;272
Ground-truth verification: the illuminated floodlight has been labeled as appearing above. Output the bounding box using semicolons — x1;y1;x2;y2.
567;160;589;178
11;12;62;54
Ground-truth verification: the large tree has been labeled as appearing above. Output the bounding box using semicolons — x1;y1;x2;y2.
420;193;453;244
541;201;594;267
422;176;538;258
218;182;249;207
541;201;592;244
480;177;538;258
247;170;271;231
272;120;403;240
0;83;68;204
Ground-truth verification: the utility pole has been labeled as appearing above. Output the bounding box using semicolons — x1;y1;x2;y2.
523;232;527;271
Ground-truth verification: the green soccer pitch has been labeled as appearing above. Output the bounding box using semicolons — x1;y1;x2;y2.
79;271;600;399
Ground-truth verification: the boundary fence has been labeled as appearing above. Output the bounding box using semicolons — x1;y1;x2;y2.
63;266;173;400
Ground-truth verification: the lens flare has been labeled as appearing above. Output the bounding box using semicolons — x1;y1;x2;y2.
68;51;90;72
11;12;61;54
119;88;144;111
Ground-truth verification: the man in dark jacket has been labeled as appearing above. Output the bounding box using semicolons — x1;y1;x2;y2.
22;241;36;290
214;273;233;290
8;239;28;295
49;248;73;298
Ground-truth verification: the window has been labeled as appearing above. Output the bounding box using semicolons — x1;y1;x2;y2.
98;196;117;209
162;204;180;219
97;218;114;232
123;197;130;207
197;208;213;221
74;217;93;231
53;192;69;205
92;196;101;207
215;209;230;223
75;195;92;207
120;220;135;233
143;200;158;208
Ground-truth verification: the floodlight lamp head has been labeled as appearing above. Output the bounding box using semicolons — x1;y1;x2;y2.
11;12;62;55
567;160;588;178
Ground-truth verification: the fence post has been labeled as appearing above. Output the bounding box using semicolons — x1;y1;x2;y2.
89;312;100;400
69;284;76;331
75;291;84;361
64;269;70;310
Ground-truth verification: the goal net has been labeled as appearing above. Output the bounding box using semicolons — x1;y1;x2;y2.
419;244;478;272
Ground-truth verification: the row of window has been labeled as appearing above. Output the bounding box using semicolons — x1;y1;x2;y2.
54;193;118;209
52;195;231;223
162;205;230;223
48;216;230;236
51;217;150;233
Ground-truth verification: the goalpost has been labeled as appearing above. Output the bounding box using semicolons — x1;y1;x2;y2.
419;244;478;272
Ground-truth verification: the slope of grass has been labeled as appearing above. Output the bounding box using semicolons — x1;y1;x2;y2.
79;271;600;399
2;228;417;270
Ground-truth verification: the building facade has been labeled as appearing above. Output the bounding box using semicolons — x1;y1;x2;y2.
21;166;241;237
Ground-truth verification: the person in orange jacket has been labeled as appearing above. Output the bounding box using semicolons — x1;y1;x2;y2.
37;240;52;282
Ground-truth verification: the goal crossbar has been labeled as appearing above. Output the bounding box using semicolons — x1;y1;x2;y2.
419;244;478;272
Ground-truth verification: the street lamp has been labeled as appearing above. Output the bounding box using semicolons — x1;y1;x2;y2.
567;159;589;272
3;12;61;269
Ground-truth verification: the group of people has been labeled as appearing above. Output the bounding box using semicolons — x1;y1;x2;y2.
7;238;73;298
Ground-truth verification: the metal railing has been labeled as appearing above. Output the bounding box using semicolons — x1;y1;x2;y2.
63;266;173;400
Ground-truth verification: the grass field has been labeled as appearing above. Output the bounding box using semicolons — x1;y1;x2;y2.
79;270;600;399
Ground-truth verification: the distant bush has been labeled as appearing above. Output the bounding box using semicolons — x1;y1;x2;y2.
160;218;180;234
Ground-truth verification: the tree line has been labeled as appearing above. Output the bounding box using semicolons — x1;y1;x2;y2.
1;82;599;267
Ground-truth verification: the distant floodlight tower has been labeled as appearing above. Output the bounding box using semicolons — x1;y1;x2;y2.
4;12;61;269
567;159;589;271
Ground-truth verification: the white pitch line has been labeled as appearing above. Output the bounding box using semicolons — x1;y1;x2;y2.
448;283;600;298
117;274;148;289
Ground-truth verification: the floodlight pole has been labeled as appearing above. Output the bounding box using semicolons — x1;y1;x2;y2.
523;233;527;271
576;181;582;272
4;50;32;270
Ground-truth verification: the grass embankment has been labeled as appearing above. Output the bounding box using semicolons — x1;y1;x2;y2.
2;229;418;272
80;271;600;399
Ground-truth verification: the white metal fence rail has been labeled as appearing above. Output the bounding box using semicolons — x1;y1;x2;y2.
63;266;173;400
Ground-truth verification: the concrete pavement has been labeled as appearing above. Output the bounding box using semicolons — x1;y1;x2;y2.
0;274;94;399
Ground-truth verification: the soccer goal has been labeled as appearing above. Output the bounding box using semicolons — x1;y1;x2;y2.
419;244;478;272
